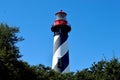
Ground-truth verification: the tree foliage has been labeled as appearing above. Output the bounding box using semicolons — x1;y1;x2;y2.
0;23;120;80
0;24;23;80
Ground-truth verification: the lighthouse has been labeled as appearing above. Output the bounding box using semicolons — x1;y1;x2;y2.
51;10;71;73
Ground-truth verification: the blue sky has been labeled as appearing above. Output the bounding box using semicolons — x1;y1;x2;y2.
0;0;120;72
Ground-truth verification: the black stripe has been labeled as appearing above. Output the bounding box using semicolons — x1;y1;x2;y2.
54;33;68;54
53;51;69;72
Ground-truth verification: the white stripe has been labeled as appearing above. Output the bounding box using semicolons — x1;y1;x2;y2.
56;39;68;57
52;35;59;69
54;35;59;44
62;65;70;73
52;39;68;69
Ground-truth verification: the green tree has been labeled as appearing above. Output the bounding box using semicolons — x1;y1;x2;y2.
90;60;106;80
74;58;120;80
75;69;93;80
0;24;23;60
104;58;120;80
0;23;23;80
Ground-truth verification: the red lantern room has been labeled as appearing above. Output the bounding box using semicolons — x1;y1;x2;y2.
51;10;71;33
54;10;68;26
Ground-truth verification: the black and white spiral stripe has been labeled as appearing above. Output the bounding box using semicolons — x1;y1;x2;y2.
52;33;70;73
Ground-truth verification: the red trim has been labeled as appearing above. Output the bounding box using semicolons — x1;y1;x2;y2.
54;20;67;25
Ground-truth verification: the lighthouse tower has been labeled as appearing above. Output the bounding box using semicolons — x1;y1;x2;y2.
51;10;71;73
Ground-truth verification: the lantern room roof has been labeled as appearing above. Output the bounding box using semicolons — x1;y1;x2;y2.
55;10;67;15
